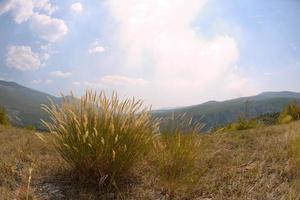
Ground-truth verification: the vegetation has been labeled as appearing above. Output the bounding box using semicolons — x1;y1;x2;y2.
222;116;258;131
278;100;300;124
151;133;200;199
2;88;300;199
2;122;300;199
25;124;36;131
290;132;300;167
254;112;280;126
154;92;300;131
41;90;158;187
150;114;201;199
0;106;10;126
0;126;59;200
2;80;300;131
215;100;300;132
0;80;61;130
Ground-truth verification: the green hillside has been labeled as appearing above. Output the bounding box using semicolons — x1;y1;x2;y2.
154;92;300;131
0;80;61;129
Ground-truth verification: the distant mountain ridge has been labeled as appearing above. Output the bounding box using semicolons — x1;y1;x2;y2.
153;91;300;131
1;80;300;131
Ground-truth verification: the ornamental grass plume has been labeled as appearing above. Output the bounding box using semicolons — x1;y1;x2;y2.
42;90;158;187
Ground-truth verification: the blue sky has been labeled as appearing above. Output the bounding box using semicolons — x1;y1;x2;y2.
0;0;299;108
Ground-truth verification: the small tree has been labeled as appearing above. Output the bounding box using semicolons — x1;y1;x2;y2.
0;106;10;126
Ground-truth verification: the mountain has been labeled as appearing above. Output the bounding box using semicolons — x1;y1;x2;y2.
1;80;300;131
153;91;300;131
0;80;61;129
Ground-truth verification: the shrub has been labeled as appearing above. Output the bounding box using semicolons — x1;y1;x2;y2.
279;114;293;124
0;106;10;126
279;100;300;124
42;90;158;187
222;116;258;132
150;115;201;199
25;125;36;131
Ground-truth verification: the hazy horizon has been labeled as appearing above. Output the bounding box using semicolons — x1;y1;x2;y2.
1;0;300;108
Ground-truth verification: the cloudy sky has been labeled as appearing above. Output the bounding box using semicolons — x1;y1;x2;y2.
0;0;300;108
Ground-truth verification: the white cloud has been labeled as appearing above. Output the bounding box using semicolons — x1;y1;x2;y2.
101;75;147;86
31;79;53;84
33;0;57;15
88;40;106;54
0;0;57;23
71;76;146;90
45;79;53;84
50;70;72;78
31;79;42;84
88;46;105;54
83;81;104;89
0;0;67;42
70;2;83;14
0;0;34;23
30;13;68;42
73;81;81;87
6;45;42;71
107;0;255;107
40;43;56;61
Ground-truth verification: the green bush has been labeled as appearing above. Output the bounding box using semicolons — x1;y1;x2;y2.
0;106;10;126
150;115;201;199
222;116;258;132
42;90;158;186
25;124;36;131
279;100;300;124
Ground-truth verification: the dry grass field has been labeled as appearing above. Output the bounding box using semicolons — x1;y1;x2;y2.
1;121;300;200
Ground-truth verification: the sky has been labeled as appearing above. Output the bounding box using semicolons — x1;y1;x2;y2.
0;0;300;108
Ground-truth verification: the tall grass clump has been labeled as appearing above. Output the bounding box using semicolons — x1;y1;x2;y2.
291;133;300;168
150;114;201;199
0;106;10;126
42;90;158;187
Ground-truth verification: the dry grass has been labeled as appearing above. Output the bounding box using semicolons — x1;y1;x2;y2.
134;121;300;200
1;121;300;199
0;125;60;200
191;122;300;200
149;133;201;199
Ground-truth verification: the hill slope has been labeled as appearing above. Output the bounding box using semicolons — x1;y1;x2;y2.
154;91;300;130
0;80;61;129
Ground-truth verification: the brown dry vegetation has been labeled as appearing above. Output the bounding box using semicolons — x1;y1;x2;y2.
1;121;300;199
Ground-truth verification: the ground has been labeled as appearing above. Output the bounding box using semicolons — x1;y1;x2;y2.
1;122;300;199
